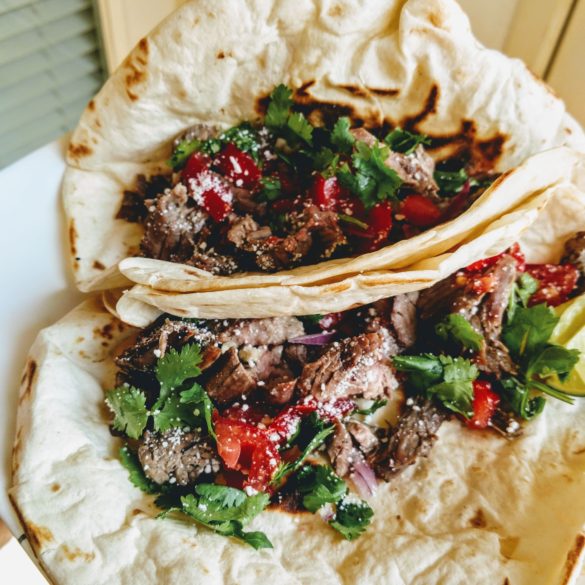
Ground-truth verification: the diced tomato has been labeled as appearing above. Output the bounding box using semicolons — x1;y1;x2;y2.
268;403;319;443
466;273;497;295
338;196;366;221
525;263;579;307
368;201;393;233
182;152;211;183
311;175;341;210
464;243;525;274
214;143;261;189
466;380;500;429
246;435;281;492
201;188;232;222
401;194;442;227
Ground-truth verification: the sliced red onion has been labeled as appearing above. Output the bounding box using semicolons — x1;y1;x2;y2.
350;458;378;499
288;331;337;346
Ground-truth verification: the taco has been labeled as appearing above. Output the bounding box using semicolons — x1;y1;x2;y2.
11;209;585;583
114;147;585;323
63;0;585;294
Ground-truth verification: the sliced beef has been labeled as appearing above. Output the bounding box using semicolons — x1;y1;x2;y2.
256;205;346;271
117;174;172;222
417;276;480;321
562;231;585;292
390;293;419;348
215;317;304;347
184;250;239;275
346;420;379;454
227;215;272;252
116;317;217;374
232;187;267;217
327;421;354;477
297;333;397;401
370;397;446;481
477;255;518;377
140;183;207;261
351;128;438;196
204;347;256;403
137;429;220;486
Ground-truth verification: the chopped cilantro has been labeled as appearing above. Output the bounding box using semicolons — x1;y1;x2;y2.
435;313;484;351
259;176;281;201
330;496;374;541
393;354;478;417
384;128;430;155
434;167;468;195
502;304;559;360
119;446;159;494
526;345;580;382
152;393;201;433
507;273;540;321
156;344;203;401
499;377;546;420
331;117;355;154
105;386;148;439
287;112;313;146
219;123;262;160
312;147;340;176
164;484;272;549
180;383;216;440
265;84;293;128
296;465;347;513
337;141;402;208
168;138;201;170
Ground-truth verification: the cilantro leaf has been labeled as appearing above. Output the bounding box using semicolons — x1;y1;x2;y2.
219;123;262;160
435;313;484;351
384;128;430;155
119;446;159;494
507;273;540;321
156;344;203;400
526;345;580;382
178;484;272;549
272;424;335;486
297;465;347;513
331;117;356;154
180;384;217;440
105;386;148;439
338;213;369;230
499;377;546;420
393;354;478;417
503;304;559;360
434;168;468;195
354;399;388;416
259;176;281;201
152;394;201;433
168;138;201;170
287;112;313;146
265;84;293;128
312;148;340;176
330;496;374;541
392;354;444;389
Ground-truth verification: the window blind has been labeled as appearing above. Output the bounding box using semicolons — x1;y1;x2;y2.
0;0;105;167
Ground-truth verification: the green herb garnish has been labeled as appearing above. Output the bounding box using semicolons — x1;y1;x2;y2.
384;128;430;155
435;313;484;351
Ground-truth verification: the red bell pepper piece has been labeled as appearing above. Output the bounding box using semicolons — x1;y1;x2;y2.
182;151;211;183
311;175;341;210
215;143;261;189
525;263;579;307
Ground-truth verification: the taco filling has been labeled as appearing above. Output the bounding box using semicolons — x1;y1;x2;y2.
106;232;585;549
118;85;496;275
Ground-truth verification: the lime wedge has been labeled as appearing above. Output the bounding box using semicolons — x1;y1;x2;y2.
550;294;585;396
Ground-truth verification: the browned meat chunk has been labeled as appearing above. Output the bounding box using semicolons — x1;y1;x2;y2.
117;174;172;222
390;293;419;348
204;347;256;403
140;183;207;261
227;215;272;252
370;397;445;480
297;333;397;401
215;317;304;347
138;429;220;486
328;421;354;477
347;420;379;454
173;123;220;146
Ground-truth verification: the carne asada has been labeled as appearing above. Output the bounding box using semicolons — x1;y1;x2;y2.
106;235;584;548
118;85;496;275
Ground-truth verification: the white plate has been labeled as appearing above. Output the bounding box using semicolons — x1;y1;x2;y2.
0;136;83;536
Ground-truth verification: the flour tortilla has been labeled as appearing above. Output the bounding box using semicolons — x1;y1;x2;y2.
116;148;585;324
63;0;585;293
10;301;585;584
